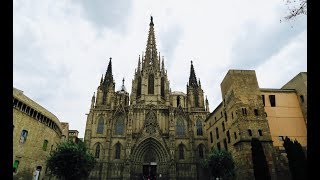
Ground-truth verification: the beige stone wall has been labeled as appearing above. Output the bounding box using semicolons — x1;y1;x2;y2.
13;108;61;180
282;72;307;124
261;91;307;147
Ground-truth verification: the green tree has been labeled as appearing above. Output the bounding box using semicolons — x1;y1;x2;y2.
201;149;235;180
283;137;307;180
46;140;96;180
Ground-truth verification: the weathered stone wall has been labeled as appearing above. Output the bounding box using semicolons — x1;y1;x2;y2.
13;108;61;180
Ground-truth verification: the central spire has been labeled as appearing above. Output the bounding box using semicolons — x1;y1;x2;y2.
143;16;159;69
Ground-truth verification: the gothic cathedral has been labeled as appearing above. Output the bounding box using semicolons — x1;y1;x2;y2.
84;17;210;180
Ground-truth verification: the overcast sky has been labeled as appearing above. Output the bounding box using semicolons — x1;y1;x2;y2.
13;0;307;138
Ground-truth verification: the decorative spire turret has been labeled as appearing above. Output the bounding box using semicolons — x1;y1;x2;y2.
100;74;103;85
205;95;210;112
91;92;95;109
143;16;158;69
161;56;165;73
188;61;198;87
121;78;126;92
137;55;141;72
103;57;114;86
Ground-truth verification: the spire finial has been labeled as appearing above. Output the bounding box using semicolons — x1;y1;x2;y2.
122;78;125;85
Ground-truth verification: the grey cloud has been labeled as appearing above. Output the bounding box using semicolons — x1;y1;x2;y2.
72;0;132;33
158;25;183;67
230;17;306;69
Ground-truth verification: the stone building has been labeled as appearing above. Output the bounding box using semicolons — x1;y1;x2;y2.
13;87;69;180
205;70;307;180
84;17;210;180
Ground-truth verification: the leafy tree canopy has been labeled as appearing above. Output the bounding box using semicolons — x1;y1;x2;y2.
46;140;96;180
202;149;235;179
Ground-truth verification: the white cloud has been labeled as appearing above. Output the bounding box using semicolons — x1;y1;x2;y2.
13;0;307;138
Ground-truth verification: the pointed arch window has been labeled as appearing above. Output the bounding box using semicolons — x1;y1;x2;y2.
137;76;142;97
176;117;185;136
97;117;104;134
161;77;165;97
115;143;121;159
95;144;100;158
115;114;124;135
179;144;185;160
196;119;203;136
198;144;204;158
148;74;154;94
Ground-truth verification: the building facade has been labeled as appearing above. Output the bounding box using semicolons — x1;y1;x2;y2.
205;70;307;180
13;87;67;180
84;17;210;180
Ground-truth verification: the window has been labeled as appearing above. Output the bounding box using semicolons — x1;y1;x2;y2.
242;108;247;116
13;160;19;173
115;115;124;135
210;132;213;143
176;117;185;136
300;95;304;103
216;127;219;139
222;122;225;132
227;130;231;143
254;109;259;116
115;143;121;159
137;76;142;97
224;112;228;121
177;96;181;107
95;144;100;158
198;145;204;158
43;140;48;151
234;132;237;140
262;95;265;106
97;117;104;134
196;119;203;136
148;74;154;94
194;92;199;107
223;139;228;151
258;129;263;136
269;95;276;107
19;130;28;144
161;77;165;97
179;144;184;159
231;112;234;119
217;142;221;151
248;129;252;136
220;112;223;117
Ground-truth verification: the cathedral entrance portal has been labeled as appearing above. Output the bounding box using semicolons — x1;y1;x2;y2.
130;138;170;179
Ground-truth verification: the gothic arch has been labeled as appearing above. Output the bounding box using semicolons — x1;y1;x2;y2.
131;137;170;163
93;142;103;159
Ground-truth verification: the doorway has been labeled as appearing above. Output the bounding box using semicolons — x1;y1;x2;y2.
143;163;157;180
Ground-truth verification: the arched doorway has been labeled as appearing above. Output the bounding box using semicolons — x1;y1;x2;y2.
130;137;170;179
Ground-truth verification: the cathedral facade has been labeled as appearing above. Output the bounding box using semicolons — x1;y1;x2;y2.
84;17;210;180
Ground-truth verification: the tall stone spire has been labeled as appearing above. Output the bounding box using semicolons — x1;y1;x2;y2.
143;16;158;69
103;57;114;86
188;61;198;87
